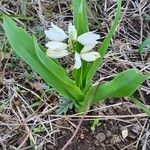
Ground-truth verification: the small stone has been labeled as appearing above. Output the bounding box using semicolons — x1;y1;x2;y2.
46;144;56;150
62;130;66;135
106;130;111;137
121;128;128;139
96;133;106;142
80;133;84;139
95;140;99;146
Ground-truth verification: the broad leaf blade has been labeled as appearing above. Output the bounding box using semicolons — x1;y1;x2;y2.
3;16;84;101
85;0;122;91
87;69;149;104
98;0;122;57
34;38;74;85
72;0;88;35
34;38;85;101
72;0;89;89
3;16;68;97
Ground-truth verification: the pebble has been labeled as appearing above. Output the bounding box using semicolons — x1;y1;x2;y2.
96;133;106;142
106;130;111;137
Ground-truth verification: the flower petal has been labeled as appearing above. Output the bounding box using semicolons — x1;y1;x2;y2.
44;23;67;41
73;52;82;69
81;45;96;53
80;52;100;62
77;32;100;46
46;49;69;59
45;41;68;51
68;22;77;41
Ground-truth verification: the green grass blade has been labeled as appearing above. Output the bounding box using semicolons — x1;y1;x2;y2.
139;36;150;53
85;69;149;106
128;95;150;117
98;0;122;57
0;13;33;20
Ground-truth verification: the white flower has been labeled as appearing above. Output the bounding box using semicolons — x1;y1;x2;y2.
46;49;69;59
68;22;77;41
44;22;100;67
45;22;67;41
73;45;100;69
45;41;68;51
74;52;81;69
77;32;100;46
45;41;69;59
45;22;77;59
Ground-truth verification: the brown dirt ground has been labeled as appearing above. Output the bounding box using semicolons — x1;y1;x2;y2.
0;0;150;150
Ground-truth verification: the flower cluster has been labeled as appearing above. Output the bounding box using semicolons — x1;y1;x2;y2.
45;22;100;69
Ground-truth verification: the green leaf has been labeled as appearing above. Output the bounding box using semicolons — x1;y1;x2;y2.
139;36;150;53
90;118;100;132
30;100;42;108
128;95;150;117
72;0;88;35
72;0;89;89
32;125;45;133
56;98;73;114
85;69;149;105
34;38;84;101
0;12;33;20
3;16;84;101
84;0;122;91
0;100;9;112
34;37;73;85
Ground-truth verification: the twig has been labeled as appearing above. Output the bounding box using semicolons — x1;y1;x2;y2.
136;119;148;147
61;117;84;150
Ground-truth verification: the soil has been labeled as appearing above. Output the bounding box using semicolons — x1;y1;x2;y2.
0;0;150;150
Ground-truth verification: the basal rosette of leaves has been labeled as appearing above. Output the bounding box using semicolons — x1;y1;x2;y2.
2;0;150;114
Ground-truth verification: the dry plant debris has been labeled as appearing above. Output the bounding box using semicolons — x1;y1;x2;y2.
0;0;150;150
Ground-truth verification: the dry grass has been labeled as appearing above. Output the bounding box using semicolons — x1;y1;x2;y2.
0;0;150;149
